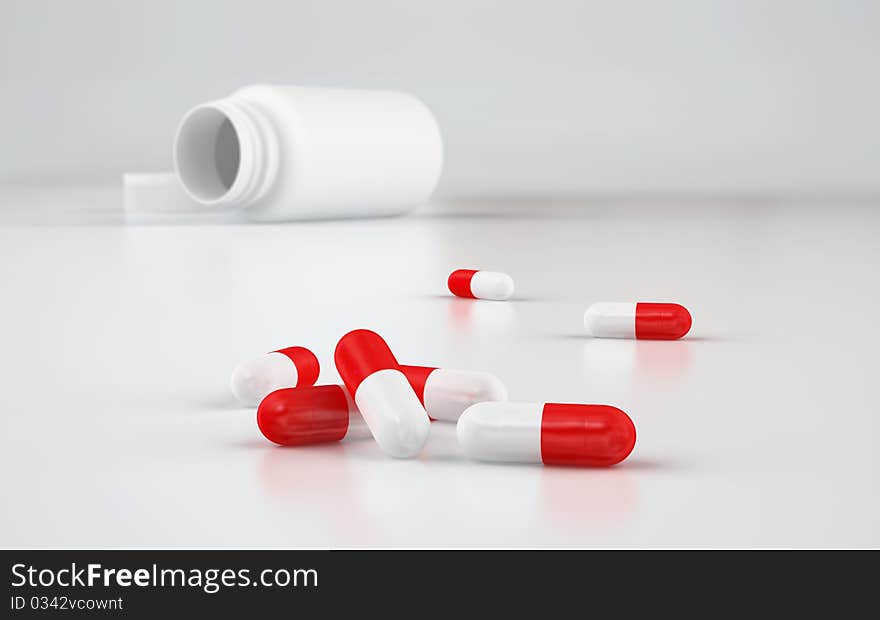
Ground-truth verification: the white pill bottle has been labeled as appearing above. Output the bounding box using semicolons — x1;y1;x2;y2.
173;85;443;221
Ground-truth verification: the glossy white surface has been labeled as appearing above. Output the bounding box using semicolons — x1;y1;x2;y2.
423;369;508;422
584;302;638;339
229;352;299;407
354;370;431;459
458;402;544;463
0;185;878;548
469;271;515;301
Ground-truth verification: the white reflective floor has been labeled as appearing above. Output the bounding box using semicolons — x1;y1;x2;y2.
1;186;877;548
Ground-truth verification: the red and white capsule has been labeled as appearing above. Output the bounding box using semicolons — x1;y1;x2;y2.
448;269;514;301
401;365;508;422
257;367;508;446
334;329;431;458
230;346;320;406
584;302;692;340
457;402;636;466
257;385;371;446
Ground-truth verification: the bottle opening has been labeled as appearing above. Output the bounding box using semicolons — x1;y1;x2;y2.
175;106;242;203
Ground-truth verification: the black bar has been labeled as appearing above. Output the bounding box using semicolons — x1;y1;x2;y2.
1;549;875;617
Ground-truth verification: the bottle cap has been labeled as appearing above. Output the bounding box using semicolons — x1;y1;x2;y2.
123;172;232;223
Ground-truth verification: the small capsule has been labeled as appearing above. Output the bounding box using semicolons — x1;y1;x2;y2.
257;385;372;446
230;346;320;406
584;302;692;340
448;269;514;301
457;402;636;467
334;329;431;458
401;365;508;422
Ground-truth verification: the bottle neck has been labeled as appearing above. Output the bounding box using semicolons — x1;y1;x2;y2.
174;97;278;208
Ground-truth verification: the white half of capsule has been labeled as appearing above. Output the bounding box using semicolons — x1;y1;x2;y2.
230;352;299;406
583;302;637;338
355;369;431;458
470;271;515;301
339;387;372;441
456;402;543;463
423;369;508;421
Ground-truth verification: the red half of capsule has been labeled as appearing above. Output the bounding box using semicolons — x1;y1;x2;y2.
334;329;401;396
257;386;350;446
273;346;321;387
635;303;692;340
448;269;478;298
398;365;437;405
540;403;636;466
399;365;438;421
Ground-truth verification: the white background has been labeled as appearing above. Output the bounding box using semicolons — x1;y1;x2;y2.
0;190;878;548
0;2;878;548
2;0;880;194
